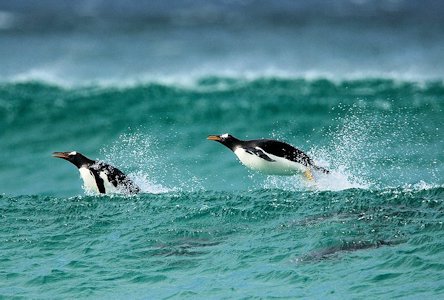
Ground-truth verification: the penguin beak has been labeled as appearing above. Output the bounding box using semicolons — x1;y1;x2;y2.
207;135;221;141
52;152;70;160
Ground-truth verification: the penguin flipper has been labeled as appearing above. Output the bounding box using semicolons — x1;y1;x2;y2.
90;169;106;193
245;147;275;162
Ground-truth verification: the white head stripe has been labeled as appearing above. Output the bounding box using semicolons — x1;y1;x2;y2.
69;151;77;155
221;133;229;138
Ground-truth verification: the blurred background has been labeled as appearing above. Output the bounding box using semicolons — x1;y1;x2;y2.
1;0;443;82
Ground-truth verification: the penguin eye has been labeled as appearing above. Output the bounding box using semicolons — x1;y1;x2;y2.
221;133;229;139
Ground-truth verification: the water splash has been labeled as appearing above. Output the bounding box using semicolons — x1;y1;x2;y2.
259;106;372;191
99;130;205;193
309;103;440;191
100;130;172;194
129;170;171;194
260;169;368;192
311;170;369;191
307;107;373;191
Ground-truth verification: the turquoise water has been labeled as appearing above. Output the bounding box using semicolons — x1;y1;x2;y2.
1;79;442;194
1;1;444;298
1;78;443;299
1;188;444;298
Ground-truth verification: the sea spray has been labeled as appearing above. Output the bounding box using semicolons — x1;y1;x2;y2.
310;102;440;190
308;105;374;190
99;129;205;193
99;130;172;194
259;106;372;191
262;101;441;192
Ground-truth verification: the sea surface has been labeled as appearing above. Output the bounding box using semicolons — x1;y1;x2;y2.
1;1;444;299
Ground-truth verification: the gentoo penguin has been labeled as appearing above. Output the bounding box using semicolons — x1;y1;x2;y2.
52;151;140;194
207;134;329;180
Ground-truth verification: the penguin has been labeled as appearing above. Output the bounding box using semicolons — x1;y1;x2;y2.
52;151;140;194
207;133;329;180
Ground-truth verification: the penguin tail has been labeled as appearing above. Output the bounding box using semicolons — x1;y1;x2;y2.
312;164;330;174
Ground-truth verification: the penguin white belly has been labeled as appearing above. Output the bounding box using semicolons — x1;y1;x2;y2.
234;148;307;175
79;167;100;194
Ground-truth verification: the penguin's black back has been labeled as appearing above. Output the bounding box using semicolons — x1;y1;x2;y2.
245;139;312;167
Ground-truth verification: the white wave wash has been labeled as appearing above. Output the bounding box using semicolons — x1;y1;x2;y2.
261;168;368;192
5;67;443;90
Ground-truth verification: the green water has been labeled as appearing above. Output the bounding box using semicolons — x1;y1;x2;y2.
1;188;444;298
1;0;444;297
0;77;443;298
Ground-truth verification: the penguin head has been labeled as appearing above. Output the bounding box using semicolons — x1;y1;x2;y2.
52;151;94;168
207;133;240;151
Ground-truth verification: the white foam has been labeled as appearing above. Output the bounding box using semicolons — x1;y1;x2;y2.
260;168;369;192
399;181;443;192
5;67;443;89
129;171;172;194
10;68;74;88
311;170;370;191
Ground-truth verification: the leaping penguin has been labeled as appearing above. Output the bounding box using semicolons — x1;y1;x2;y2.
207;134;329;180
53;151;140;194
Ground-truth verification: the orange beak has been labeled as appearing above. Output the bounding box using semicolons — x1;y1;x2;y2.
207;135;222;141
52;152;71;160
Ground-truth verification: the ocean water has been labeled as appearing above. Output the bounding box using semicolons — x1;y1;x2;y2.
1;1;444;299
